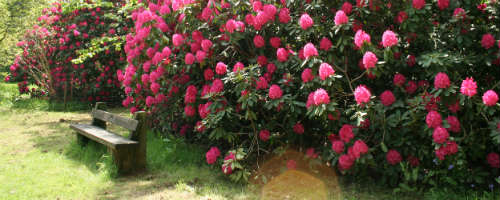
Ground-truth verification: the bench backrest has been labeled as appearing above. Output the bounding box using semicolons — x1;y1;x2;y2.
92;109;139;131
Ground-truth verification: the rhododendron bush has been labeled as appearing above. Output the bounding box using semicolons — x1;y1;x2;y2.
122;0;499;188
7;0;130;102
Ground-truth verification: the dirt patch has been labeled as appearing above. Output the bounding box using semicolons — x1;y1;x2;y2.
250;149;342;200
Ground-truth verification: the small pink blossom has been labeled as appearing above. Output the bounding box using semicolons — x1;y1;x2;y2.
303;43;318;59
354;30;371;48
269;84;283;99
319;63;335;80
482;90;499;106
380;90;396;106
301;68;314;83
313;88;330;105
434;72;450;89
299;13;313;30
460;77;477;97
320;37;332;51
362;51;378;69
481;33;496;49
334;10;348;25
354;85;371;105
382;30;398;48
215;62;227;75
259;129;270;141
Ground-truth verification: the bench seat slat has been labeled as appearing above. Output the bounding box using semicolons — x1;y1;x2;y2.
70;124;138;149
92;110;139;131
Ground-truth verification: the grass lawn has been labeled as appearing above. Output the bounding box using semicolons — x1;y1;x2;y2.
0;82;498;200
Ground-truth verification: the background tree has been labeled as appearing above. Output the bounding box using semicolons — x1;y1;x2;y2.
0;0;51;70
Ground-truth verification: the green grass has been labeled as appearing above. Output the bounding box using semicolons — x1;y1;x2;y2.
0;81;498;199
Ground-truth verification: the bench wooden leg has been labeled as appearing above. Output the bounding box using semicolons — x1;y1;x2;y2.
77;134;89;146
112;146;137;174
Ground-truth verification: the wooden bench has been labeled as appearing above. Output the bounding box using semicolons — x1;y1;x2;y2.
70;102;147;174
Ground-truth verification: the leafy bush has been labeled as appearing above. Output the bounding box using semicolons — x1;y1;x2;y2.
121;0;500;189
7;0;131;103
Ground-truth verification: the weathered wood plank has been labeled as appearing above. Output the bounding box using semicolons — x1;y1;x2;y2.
91;110;139;131
70;124;138;149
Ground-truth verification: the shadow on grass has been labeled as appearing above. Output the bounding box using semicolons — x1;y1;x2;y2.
96;133;254;199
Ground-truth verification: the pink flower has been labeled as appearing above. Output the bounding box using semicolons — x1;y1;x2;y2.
252;1;262;11
487;153;500;168
433;127;449;144
254;35;265;48
406;81;418;94
435;147;447;160
299;13;313;30
150;82;160;94
210;79;224;93
257;55;268;66
446;116;461;133
293;123;304;134
338;154;354;170
354;30;371;48
269;84;283;99
407;155;420;167
437;0;449;10
185;53;195;65
386;150;402;165
444;141;458;155
319;63;335;80
453;8;466;19
380;90;396;106
334;10;348;25
184;105;196;117
339;124;354;143
267;63;276;74
259;129;270;141
342;2;353;14
481;33;496;49
172;33;184;47
233;62;244;72
196;50;206;63
201;39;212;52
320;37;332;51
256;77;268;90
279;8;291;23
396;11;408;24
301;68;314;83
184;85;197;104
482;90;499;106
362;51;378;69
393;73;406;87
215;62;227;75
270;37;281;48
352;140;369;159
426;110;442;129
313;88;330;105
382;30;398;48
412;0;426;10
225;19;237;33
206;147;221;164
204;68;214;81
276;48;289;62
354;85;371;105
303;43;318;59
460;77;477;97
332;140;345;154
434;72;450;89
145;96;155;107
